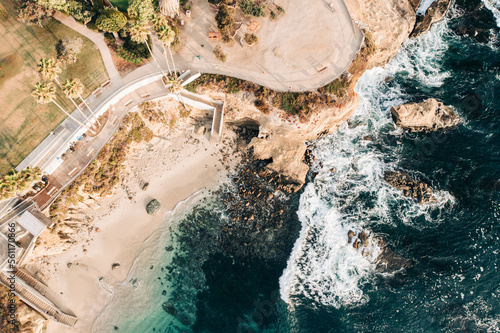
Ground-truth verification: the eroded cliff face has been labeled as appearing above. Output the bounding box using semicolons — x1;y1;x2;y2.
220;93;360;189
210;0;419;189
345;0;417;67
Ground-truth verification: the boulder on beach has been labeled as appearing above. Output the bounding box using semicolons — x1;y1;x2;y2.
384;171;436;204
146;199;161;215
390;98;460;132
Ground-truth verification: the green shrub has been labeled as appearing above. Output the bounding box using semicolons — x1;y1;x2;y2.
86;21;99;31
95;8;127;33
104;32;115;42
320;74;350;96
116;46;143;64
123;36;152;59
213;45;227;62
216;5;235;33
243;33;258;45
239;0;266;17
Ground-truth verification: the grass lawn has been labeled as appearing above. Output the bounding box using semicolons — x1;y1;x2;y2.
109;0;129;12
0;1;108;175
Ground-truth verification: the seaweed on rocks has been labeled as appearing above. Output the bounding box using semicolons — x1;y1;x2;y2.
160;152;302;331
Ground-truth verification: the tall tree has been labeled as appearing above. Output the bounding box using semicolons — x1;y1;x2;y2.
17;1;52;26
159;0;179;18
95;8;127;41
156;23;177;76
63;78;101;126
128;0;154;22
32;81;93;133
62;79;95;125
56;37;84;65
128;21;165;75
37;58;62;84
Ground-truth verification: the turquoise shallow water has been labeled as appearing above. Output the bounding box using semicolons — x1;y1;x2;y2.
94;1;500;332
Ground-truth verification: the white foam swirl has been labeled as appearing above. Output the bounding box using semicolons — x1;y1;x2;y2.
280;15;456;309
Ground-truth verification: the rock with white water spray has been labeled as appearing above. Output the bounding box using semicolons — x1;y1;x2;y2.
347;230;355;243
146;199;161;215
390;98;460;132
384;171;436;204
410;0;453;38
359;230;370;247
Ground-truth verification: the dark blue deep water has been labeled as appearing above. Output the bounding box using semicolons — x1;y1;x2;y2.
94;1;500;332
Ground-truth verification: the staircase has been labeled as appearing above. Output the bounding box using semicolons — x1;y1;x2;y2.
211;103;224;142
0;272;77;327
15;269;48;295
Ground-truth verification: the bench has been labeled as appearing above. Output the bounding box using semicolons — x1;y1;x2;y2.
208;31;222;40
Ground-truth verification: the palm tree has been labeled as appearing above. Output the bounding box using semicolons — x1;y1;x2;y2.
129;21;165;75
32;82;94;134
62;79;93;125
63;79;101;126
159;0;179;18
157;24;177;77
37;58;62;84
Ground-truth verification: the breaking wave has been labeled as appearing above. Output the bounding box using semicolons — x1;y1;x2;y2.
483;0;500;27
280;19;456;308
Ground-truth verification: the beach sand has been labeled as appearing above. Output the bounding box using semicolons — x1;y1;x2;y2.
23;103;240;333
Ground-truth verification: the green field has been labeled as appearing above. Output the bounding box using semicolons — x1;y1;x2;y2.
0;1;108;175
109;0;129;12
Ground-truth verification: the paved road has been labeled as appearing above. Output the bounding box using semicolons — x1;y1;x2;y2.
20;2;362;207
54;0;362;92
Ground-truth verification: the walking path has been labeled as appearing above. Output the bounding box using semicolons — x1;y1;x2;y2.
16;0;363;208
53;13;119;79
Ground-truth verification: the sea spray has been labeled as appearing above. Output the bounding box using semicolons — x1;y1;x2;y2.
279;17;457;309
482;0;500;27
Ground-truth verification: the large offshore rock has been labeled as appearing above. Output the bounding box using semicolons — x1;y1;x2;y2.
384;171;436;204
410;0;453;38
146;199;161;215
390;98;460;132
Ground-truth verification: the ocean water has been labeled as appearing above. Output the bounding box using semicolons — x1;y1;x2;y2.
93;1;500;332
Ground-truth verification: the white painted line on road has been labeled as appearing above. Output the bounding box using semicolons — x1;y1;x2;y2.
87;148;95;157
68;168;78;177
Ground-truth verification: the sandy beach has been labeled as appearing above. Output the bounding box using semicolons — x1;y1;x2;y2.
22;100;240;333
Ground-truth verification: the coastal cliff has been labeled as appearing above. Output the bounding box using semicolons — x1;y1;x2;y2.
195;0;420;189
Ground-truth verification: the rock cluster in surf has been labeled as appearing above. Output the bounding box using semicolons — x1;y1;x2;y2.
384;171;436;204
347;230;413;272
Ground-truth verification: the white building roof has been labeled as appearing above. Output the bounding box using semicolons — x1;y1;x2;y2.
17;211;46;237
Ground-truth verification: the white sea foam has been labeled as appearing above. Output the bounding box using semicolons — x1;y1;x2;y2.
483;0;500;27
417;0;437;15
280;16;456;309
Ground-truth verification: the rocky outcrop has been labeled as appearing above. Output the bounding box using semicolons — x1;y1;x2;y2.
347;230;413;272
374;237;413;271
345;0;417;67
146;199;161;215
390;98;461;132
17;303;47;333
410;0;453;38
219;93;360;191
384;171;436;204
